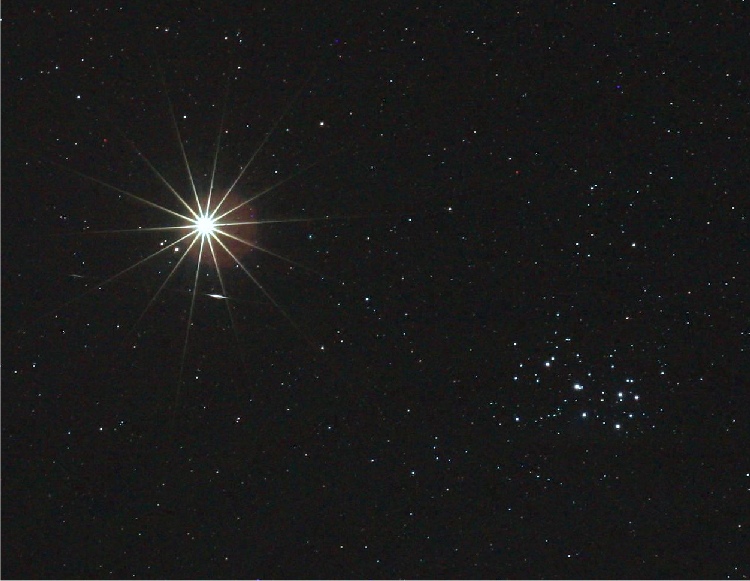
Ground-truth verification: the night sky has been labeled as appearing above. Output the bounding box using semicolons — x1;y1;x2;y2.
2;2;748;579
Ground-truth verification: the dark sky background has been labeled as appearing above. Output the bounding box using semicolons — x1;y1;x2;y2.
2;2;748;579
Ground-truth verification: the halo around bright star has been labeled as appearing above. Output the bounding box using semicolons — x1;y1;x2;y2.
195;214;216;236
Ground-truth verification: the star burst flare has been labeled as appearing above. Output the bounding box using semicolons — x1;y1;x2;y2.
46;64;340;411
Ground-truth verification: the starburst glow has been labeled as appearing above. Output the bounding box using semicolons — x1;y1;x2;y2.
51;65;334;407
195;214;216;236
183;190;259;269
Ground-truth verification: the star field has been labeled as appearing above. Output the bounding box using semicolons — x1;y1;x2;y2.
2;2;748;579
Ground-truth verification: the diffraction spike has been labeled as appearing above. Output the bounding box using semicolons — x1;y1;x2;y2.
48;58;331;414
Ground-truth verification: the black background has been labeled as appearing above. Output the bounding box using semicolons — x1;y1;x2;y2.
3;2;748;578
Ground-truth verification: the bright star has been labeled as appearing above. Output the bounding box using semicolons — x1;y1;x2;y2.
47;59;342;414
195;215;216;236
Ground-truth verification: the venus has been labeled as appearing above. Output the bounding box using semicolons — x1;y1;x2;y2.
44;58;335;408
186;190;258;269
